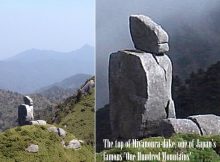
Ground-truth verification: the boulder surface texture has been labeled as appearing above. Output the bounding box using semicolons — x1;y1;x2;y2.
130;15;169;54
109;50;175;139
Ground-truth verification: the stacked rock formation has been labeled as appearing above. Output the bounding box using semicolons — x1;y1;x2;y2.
109;15;176;139
18;96;34;126
18;96;47;126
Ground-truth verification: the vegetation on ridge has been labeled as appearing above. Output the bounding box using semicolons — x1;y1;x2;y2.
0;125;94;162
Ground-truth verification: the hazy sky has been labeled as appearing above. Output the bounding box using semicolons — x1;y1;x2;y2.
0;0;95;59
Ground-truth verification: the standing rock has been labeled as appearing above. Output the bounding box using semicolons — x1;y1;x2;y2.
18;96;34;126
109;50;175;139
25;144;39;153
188;114;220;135
130;15;169;54
159;118;201;137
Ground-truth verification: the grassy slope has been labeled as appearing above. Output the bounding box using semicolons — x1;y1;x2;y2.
97;134;220;162
0;89;95;162
55;89;95;145
0;125;94;162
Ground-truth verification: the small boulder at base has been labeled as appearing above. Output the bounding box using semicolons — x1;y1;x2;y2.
30;120;47;125
47;126;66;137
160;118;201;137
25;144;39;153
188;114;220;135
66;139;81;149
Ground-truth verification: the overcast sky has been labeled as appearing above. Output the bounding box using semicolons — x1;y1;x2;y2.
0;0;95;60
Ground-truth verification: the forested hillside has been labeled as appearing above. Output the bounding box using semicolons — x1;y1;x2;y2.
173;61;220;118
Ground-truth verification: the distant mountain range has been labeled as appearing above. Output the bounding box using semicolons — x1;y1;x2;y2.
0;44;94;93
36;73;92;103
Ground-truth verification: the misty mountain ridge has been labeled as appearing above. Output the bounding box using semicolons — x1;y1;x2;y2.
36;73;92;103
6;44;93;62
38;73;92;91
0;44;94;93
162;2;220;78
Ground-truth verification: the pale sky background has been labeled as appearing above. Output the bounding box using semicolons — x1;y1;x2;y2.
0;0;95;60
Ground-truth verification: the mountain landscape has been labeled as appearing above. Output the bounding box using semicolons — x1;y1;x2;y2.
0;44;94;93
0;78;95;162
36;73;92;103
0;73;92;131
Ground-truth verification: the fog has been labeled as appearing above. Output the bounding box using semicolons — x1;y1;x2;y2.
96;0;220;108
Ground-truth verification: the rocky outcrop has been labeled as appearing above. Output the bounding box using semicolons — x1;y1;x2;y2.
18;96;34;126
129;15;169;54
18;96;48;126
159;114;220;137
80;79;95;95
188;114;220;135
109;15;175;139
25;144;39;153
160;118;201;137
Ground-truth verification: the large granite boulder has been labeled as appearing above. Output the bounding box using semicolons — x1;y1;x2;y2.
109;50;175;139
160;118;201;137
188;114;220;135
129;15;169;54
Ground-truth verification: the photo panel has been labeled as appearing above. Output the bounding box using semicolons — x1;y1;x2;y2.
96;0;220;161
